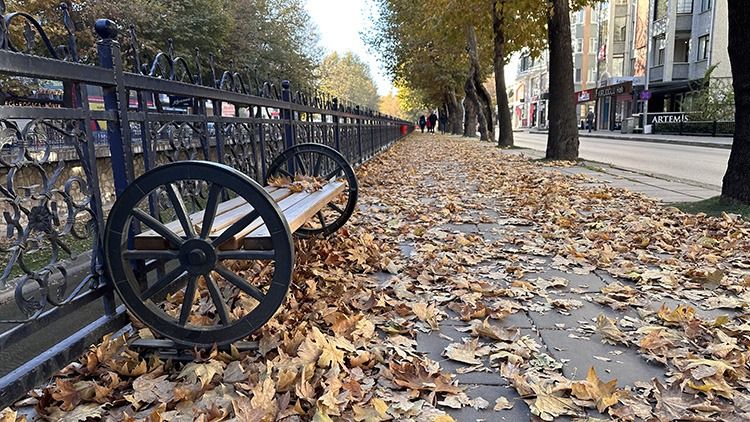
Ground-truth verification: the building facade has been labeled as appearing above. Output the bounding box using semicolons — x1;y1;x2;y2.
510;0;730;132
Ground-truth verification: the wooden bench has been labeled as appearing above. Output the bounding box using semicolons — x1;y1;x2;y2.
104;143;358;347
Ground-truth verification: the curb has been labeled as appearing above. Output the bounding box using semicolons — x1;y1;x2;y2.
527;130;732;150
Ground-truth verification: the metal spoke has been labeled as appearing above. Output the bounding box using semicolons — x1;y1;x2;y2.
165;183;196;238
133;209;184;248
200;183;224;239
215;264;265;302
312;153;323;177
323;166;343;181
178;275;198;326
123;250;180;261
217;250;276;260
316;210;328;229
211;210;260;248
327;202;345;215
295;154;308;175
277;167;293;178
205;274;230;325
141;265;187;300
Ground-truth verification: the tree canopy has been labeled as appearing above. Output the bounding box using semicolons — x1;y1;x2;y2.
318;51;379;110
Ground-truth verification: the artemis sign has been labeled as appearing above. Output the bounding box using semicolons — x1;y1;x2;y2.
647;113;690;125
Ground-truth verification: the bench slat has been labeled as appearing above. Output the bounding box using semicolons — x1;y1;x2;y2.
133;187;289;250
243;182;346;250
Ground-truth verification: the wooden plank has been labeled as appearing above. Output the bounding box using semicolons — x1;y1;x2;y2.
133;186;287;250
207;188;294;236
243;182;345;250
212;188;318;250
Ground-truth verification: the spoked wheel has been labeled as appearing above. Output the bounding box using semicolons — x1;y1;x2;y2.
105;161;293;347
265;143;358;237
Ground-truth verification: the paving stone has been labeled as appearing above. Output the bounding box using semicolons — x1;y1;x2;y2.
537;328;665;386
443;384;531;422
416;323;542;386
440;223;480;233
527;292;641;330
523;269;608;293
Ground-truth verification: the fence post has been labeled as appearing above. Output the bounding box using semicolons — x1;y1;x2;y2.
332;98;341;152
713;120;718;137
95;20;133;197
281;80;296;173
356;106;363;164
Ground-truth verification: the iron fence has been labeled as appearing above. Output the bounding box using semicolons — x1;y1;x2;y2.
0;3;412;408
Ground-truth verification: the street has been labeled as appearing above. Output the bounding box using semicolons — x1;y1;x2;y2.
513;132;730;188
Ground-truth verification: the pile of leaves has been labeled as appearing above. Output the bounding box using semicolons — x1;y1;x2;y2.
4;134;750;421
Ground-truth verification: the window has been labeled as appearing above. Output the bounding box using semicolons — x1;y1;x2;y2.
578;10;585;23
674;38;690;62
612;55;625;77
700;0;711;12
677;0;693;13
590;9;597;24
588;68;597;83
574;68;582;82
589;38;597;53
614;16;627;41
654;0;668;20
653;36;666;65
575;39;583;53
698;35;709;60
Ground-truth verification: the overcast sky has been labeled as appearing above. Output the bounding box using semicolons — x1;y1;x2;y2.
305;0;394;95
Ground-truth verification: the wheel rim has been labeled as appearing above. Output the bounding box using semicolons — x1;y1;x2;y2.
265;143;358;237
105;161;293;347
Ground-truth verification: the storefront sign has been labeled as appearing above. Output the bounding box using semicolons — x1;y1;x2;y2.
647;112;690;125
575;88;596;103
596;81;633;98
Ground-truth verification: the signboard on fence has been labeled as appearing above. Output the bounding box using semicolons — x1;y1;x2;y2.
647;112;691;125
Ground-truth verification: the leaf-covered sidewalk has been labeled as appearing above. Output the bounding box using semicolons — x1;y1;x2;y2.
6;133;750;421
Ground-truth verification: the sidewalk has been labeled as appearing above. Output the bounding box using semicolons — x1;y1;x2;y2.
12;133;750;421
507;147;721;203
526;128;733;149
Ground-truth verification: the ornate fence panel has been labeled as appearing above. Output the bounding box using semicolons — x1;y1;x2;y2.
0;5;412;409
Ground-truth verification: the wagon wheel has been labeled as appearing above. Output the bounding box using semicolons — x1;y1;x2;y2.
105;161;293;347
265;143;358;237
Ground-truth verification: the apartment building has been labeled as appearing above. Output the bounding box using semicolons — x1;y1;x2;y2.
646;0;729;119
512;52;549;129
510;0;730;132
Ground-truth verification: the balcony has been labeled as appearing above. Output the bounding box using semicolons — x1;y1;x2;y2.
673;63;689;80
675;15;693;32
649;65;664;83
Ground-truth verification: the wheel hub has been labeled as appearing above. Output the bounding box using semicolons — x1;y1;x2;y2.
179;239;217;275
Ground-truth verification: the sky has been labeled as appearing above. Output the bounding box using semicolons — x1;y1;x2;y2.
305;0;394;96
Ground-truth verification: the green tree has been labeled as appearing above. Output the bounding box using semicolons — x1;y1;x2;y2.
318;52;379;110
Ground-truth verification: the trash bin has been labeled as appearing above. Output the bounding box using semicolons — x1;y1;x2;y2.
621;117;635;134
401;125;408;135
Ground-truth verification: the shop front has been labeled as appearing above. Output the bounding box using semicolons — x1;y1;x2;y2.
574;88;597;130
596;81;633;131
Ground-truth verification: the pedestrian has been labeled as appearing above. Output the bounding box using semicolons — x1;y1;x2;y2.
418;114;426;133
439;112;448;134
428;111;438;134
586;110;595;133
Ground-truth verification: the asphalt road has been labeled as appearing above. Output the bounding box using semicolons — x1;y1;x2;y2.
514;132;730;188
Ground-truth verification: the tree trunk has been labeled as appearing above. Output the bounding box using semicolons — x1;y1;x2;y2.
476;75;494;137
465;26;490;141
546;0;579;159
445;90;463;134
463;93;478;137
721;0;750;203
493;0;514;147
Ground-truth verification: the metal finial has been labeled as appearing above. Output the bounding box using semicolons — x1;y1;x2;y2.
94;19;117;40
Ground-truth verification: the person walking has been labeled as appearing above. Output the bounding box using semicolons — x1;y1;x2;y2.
586;110;595;133
428;111;438;134
439;112;448;134
418;114;427;133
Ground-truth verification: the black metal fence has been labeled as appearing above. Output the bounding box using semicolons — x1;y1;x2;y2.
0;4;411;408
